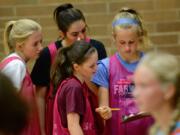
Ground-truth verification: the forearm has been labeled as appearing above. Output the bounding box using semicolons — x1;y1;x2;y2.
98;87;109;106
68;123;83;135
96;87;112;120
36;86;47;135
37;96;45;134
67;113;84;135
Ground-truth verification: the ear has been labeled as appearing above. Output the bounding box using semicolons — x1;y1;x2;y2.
112;32;116;39
164;84;176;100
59;30;65;39
16;43;23;50
138;36;143;43
73;63;79;72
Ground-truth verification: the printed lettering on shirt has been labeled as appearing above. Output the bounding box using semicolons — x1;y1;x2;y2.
113;78;135;99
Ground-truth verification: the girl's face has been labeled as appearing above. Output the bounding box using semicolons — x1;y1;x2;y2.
64;20;87;46
20;31;43;62
114;27;140;62
133;65;165;113
74;51;98;82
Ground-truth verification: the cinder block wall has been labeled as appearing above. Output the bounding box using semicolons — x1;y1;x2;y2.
0;0;180;60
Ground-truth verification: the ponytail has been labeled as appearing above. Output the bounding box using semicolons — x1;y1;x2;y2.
51;46;73;95
53;3;85;33
51;40;97;96
53;3;73;19
149;102;180;135
169;100;180;133
3;21;16;55
3;19;41;55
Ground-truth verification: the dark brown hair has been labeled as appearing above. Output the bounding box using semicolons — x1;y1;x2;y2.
53;3;86;34
0;73;28;135
51;40;97;95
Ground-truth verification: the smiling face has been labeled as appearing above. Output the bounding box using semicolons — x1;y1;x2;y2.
19;31;43;61
133;65;166;113
114;27;141;62
63;20;87;46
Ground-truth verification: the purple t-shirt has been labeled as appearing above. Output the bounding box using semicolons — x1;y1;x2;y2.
57;77;85;128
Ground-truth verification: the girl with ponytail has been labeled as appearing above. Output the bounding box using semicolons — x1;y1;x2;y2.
133;51;180;135
0;19;43;135
93;7;153;135
31;3;106;135
51;40;99;135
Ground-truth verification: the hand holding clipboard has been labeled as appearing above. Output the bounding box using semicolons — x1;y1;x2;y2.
122;112;151;123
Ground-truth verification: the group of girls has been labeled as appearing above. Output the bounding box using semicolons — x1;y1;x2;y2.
0;2;179;135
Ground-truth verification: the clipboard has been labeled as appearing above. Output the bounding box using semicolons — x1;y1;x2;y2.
122;112;151;123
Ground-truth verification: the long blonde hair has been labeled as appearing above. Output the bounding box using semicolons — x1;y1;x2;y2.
138;51;180;135
3;19;42;55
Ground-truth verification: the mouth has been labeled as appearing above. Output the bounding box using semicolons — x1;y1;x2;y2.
93;71;96;74
36;53;41;57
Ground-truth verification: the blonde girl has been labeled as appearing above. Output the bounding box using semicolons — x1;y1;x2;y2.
93;8;153;135
133;52;180;135
0;19;43;135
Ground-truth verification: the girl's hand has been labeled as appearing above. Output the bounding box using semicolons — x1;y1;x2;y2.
95;106;112;120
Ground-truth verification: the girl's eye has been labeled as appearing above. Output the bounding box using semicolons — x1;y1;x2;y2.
33;41;42;47
90;63;96;69
70;28;86;37
34;43;38;47
82;28;86;33
129;41;135;44
119;41;125;45
71;33;79;37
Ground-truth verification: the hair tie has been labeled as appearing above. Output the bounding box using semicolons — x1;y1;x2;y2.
112;18;139;27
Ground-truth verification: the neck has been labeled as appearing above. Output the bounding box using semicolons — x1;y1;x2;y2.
119;51;140;63
152;104;174;132
62;39;71;47
74;73;84;84
15;52;28;63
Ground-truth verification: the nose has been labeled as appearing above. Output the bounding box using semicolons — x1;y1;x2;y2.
124;44;131;52
93;64;98;73
38;43;43;52
77;37;81;41
77;32;85;41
